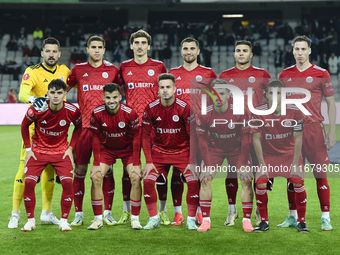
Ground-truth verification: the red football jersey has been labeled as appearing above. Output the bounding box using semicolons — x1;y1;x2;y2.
120;58;166;120
251;103;304;156
67;60;122;128
169;65;217;105
22;102;82;155
142;98;193;162
89;103;140;166
219;65;271;108
196;104;250;153
279;64;334;123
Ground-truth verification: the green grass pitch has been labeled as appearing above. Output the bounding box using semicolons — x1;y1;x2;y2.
1;125;340;255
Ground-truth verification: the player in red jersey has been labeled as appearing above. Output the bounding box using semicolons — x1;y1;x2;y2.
278;35;336;231
195;79;253;232
169;37;217;225
142;73;199;230
219;40;271;226
88;83;143;230
67;36;122;227
21;79;82;232
119;30;168;225
252;80;309;232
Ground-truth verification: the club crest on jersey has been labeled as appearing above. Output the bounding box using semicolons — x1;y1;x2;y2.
60;75;65;81
177;89;182;95
28;108;34;117
157;128;162;133
173;115;179;122
228;123;235;129
83;85;89;91
102;72;108;78
128;83;134;89
248;76;256;83
306;76;313;83
60;120;66;126
23;73;30;80
196;118;201;125
118;122;125;128
196;75;203;82
283;120;292;127
148;69;155;76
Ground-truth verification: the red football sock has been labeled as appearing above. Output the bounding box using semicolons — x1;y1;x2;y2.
122;170;131;202
294;185;307;222
73;173;86;213
60;179;73;219
185;175;199;217
171;169;184;207
225;172;238;205
199;200;211;218
242;202;253;219
103;171;115;211
131;199;141;216
143;173;158;217
23;178;37;219
287;181;296;210
91;199;103;217
255;186;268;221
316;178;330;212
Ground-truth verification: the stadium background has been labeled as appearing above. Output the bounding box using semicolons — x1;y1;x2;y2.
1;1;340;254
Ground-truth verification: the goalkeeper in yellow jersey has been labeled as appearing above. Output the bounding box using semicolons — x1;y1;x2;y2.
8;37;70;228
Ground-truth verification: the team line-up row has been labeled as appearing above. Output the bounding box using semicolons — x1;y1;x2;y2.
8;30;335;234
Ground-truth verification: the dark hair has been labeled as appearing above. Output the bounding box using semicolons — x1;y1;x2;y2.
42;37;60;51
87;36;105;48
103;83;121;94
292;35;311;48
158;73;176;85
48;79;67;91
181;37;199;48
267;79;285;91
235;40;252;50
129;29;152;45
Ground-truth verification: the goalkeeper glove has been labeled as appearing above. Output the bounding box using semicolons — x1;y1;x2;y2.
28;96;48;111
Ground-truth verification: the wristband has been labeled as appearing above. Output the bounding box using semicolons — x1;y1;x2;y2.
26;148;32;152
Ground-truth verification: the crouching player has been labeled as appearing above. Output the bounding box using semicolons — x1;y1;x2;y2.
195;79;253;232
89;83;143;230
142;73;199;230
252;80;309;232
21;79;82;231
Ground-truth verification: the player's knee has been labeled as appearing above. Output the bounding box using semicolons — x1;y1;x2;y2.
24;178;37;190
290;176;304;187
130;173;141;186
256;177;268;189
75;164;87;175
60;178;73;192
201;177;212;187
143;174;157;190
91;174;103;186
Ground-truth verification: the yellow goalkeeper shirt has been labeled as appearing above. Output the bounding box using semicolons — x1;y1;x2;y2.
19;62;70;103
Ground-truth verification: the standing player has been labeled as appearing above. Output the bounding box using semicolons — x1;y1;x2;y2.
21;79;82;231
219;40;271;226
119;29;167;225
195;79;253;232
67;36;122;227
169;37;217;225
8;37;70;228
88;83;143;230
252;80;308;232
278;35;336;231
142;73;199;230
